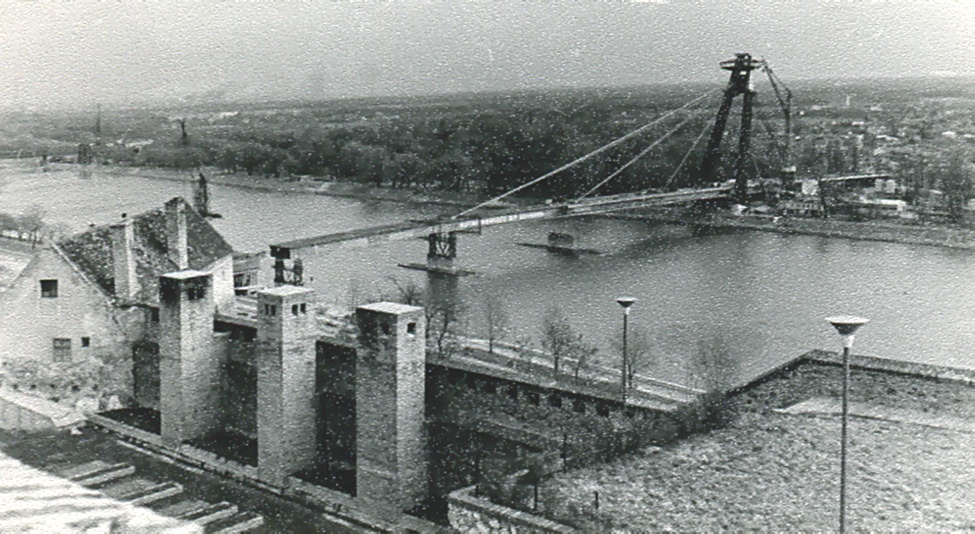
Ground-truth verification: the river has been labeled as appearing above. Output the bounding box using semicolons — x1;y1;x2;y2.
3;159;974;385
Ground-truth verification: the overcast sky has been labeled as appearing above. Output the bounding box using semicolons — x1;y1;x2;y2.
2;1;973;110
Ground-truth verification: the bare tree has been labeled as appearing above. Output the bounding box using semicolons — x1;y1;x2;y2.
541;306;574;374
18;205;46;247
483;294;509;353
540;306;597;376
0;211;18;238
610;324;653;389
689;335;740;431
386;276;424;306
427;300;464;360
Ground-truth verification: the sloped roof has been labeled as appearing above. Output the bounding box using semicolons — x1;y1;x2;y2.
58;197;233;304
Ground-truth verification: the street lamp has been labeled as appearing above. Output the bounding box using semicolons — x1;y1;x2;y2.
617;297;637;403
826;315;869;534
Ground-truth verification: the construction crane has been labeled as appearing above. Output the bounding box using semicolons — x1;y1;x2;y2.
761;60;794;179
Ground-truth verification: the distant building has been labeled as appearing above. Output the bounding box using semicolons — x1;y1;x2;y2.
0;198;234;402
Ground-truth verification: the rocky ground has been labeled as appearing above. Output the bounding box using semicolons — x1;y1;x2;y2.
542;361;975;531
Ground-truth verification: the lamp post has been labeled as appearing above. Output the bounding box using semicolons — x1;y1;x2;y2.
826;315;868;534
616;297;637;403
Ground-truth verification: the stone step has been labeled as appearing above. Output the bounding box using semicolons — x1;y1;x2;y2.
157;499;209;518
101;478;156;499
55;460;110;480
72;463;136;486
128;482;184;506
204;511;265;534
181;501;238;525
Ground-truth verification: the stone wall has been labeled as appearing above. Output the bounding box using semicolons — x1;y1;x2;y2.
448;485;574;533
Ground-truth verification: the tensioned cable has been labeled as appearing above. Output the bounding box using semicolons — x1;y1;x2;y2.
660;116;714;191
576;91;719;199
575;113;699;200
453;90;716;219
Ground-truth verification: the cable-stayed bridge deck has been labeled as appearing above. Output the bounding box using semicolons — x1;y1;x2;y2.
270;186;731;254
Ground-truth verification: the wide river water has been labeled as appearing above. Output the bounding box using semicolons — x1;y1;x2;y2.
3;159;974;385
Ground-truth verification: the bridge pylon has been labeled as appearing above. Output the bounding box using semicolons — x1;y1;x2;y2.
700;53;763;202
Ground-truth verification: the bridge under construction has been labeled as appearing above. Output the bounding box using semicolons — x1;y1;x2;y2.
269;53;790;285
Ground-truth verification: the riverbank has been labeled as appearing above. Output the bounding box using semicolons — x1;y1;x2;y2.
85;164;507;210
617;208;975;251
36;161;975;250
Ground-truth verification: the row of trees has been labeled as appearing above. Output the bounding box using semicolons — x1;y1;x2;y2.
123;89;780;199
380;277;736;426
0;205;67;247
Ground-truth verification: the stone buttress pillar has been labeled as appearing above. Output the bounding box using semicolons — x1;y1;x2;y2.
256;286;317;486
356;302;427;520
159;270;219;448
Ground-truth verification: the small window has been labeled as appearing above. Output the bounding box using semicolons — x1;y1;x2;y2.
150;308;160;323
300;303;307;314
526;391;540;406
380;322;391;335
53;338;71;362
573;398;586;413
292;304;299;316
548;395;563;408
186;285;206;301
40;279;59;298
406;322;417;336
264;304;276;316
596;403;610;417
81;337;90;348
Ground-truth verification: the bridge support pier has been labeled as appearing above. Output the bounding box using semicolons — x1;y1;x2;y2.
270;246;303;287
427;232;457;270
426;232;460;308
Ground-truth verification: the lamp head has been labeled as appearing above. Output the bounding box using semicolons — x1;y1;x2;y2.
616;297;637;310
826;316;869;336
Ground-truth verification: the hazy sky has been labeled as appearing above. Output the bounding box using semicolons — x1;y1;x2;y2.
2;1;974;110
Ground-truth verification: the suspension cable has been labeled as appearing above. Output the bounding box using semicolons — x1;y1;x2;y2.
575;113;698;200
660;116;713;191
453;90;716;219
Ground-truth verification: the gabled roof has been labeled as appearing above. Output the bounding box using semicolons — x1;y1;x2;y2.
57;197;233;304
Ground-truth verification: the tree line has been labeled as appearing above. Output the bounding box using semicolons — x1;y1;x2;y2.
124;89;759;199
0;205;68;247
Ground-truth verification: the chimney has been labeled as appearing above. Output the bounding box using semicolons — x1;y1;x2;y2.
165;198;189;270
110;216;139;300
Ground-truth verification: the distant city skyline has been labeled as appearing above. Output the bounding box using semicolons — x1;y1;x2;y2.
2;1;973;110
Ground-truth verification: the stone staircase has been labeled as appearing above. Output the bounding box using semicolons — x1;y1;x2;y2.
56;460;264;533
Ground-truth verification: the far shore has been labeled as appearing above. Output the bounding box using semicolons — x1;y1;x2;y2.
17;160;975;251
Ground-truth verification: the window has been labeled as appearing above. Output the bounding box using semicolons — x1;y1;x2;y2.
264;304;277;316
40;279;59;298
81;337;90;348
406;322;417;336
300;303;307;314
53;338;71;362
186;285;206;301
151;308;160;323
292;304;299;316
